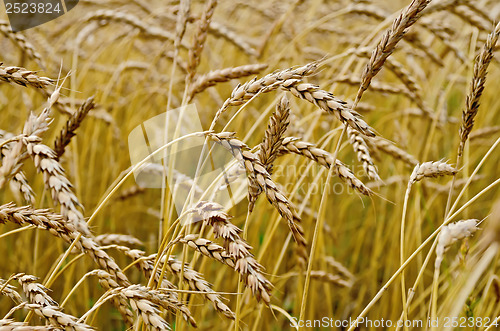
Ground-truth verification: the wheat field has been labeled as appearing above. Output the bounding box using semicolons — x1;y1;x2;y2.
1;0;500;330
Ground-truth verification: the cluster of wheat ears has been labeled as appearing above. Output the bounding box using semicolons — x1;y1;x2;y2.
1;0;500;330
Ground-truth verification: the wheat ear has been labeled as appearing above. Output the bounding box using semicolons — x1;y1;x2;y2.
188;63;268;101
94;234;143;247
179;235;272;304
368;136;419;166
54;96;95;159
0;90;59;191
278;137;372;196
162;255;236;319
186;0;218;82
0;319;57;329
83;10;182;46
0;203;129;287
24;140;91;236
0;279;22;304
354;0;431;107
209;21;258;57
212;62;318;125
15;274;58;307
0;22;44;67
208;132;308;268
248;96;290;210
458;22;500;157
17;304;95;331
0;65;53;89
280;81;375;137
409;161;457;184
346;126;380;181
435;219;479;269
118;247;235;319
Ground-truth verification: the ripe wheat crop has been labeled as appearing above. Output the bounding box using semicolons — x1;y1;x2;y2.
1;0;500;330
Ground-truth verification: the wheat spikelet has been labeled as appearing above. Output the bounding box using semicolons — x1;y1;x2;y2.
258;96;291;172
347;126;380;181
0;91;89;235
188;63;268;100
14;274;104;327
409;161;457;184
324;255;355;281
0;21;44;68
423;0;468;13
458;22;500;156
464;3;495;24
278;137;372;196
354;0;431;107
113;248;177;299
208;132;308;268
98;271;194;329
419;18;467;62
116;248;172;289
96;264;190;329
127;284;196;328
54;96;95;159
186;0;218;82
346;3;388;20
9;172;35;204
0;65;53;89
15;274;58;307
0;279;22;304
179;234;272;304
